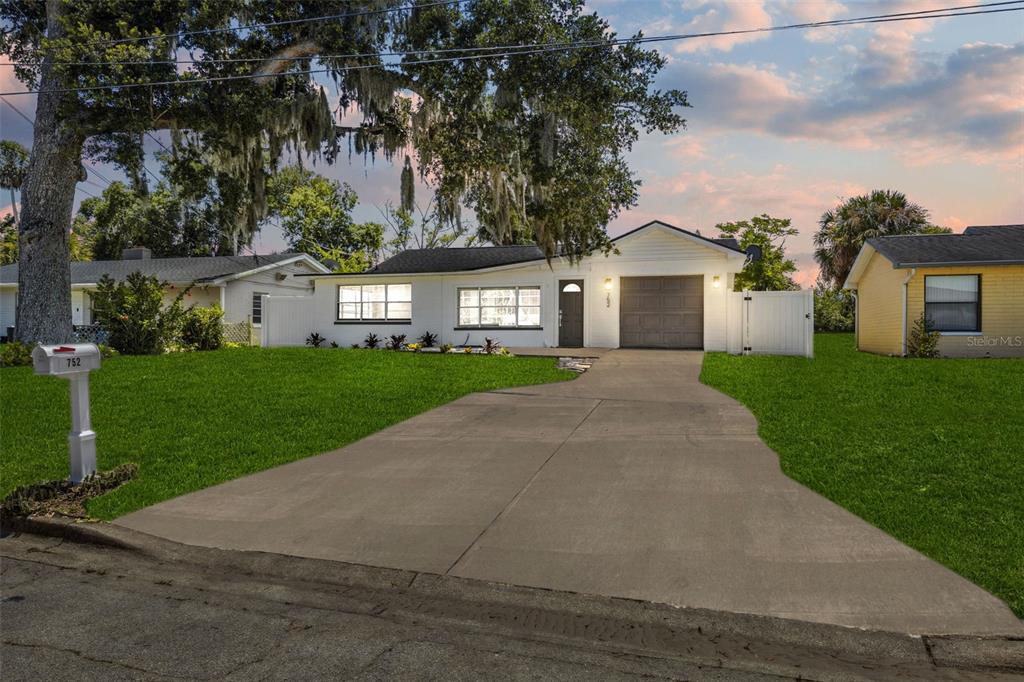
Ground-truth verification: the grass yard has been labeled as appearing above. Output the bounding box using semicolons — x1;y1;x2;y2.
1;348;573;519
701;333;1024;618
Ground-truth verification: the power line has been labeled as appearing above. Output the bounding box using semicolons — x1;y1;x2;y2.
64;0;468;48
1;4;1019;96
5;1;1020;67
2;92;114;190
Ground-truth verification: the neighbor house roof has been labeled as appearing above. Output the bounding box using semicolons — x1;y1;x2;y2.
844;225;1024;288
320;221;745;277
0;253;326;286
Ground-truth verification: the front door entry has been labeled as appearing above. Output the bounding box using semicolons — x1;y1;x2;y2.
558;279;584;347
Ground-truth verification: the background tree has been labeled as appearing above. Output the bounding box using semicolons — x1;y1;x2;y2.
814;190;950;287
0;140;30;226
381;198;474;257
266;166;384;272
3;0;686;343
71;181;231;260
0;216;18;266
716;214;798;291
813;281;855;332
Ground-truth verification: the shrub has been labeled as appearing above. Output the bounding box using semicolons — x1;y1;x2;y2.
906;312;940;358
0;341;33;367
180;305;224;351
484;337;503;355
90;273;186;354
364;333;380;349
350;343;361;349
386;334;407;350
306;332;326;348
330;341;339;348
98;344;119;359
406;342;421;352
419;331;439;347
440;343;453;353
813;284;854;332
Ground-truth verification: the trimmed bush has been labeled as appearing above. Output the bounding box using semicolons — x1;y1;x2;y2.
90;273;186;355
0;341;33;367
180;305;224;351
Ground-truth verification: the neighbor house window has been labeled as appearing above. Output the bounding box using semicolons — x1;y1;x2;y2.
338;284;412;321
924;275;980;332
252;292;266;325
457;287;541;328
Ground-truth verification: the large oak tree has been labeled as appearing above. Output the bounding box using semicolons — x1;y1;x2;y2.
2;0;687;343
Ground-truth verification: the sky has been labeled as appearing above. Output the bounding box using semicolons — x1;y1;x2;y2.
2;1;1022;287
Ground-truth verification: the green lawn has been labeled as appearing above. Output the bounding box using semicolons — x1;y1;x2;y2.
1;348;573;519
701;333;1024;618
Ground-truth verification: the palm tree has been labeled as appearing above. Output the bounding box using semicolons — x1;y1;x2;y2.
0;140;30;225
814;190;943;287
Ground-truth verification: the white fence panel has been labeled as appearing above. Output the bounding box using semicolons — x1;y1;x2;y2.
726;290;814;358
260;295;320;347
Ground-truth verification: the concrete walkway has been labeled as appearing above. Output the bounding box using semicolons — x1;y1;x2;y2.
117;350;1022;635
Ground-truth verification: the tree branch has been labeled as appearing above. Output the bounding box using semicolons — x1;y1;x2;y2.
252;40;321;85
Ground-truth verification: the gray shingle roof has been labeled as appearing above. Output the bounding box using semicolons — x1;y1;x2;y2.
365;222;745;275
868;225;1024;267
0;253;306;285
369;246;547;274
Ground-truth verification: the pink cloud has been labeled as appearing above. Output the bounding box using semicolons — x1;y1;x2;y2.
668;1;774;54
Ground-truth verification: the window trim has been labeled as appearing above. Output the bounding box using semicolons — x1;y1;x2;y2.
251;291;267;327
924;274;981;334
456;285;542;330
336;283;412;323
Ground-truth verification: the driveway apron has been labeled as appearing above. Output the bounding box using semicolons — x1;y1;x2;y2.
117;350;1023;635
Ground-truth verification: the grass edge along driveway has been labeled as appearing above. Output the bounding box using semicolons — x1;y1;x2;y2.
700;333;1024;618
1;348;574;519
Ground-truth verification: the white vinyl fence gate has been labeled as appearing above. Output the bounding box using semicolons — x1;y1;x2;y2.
727;290;814;358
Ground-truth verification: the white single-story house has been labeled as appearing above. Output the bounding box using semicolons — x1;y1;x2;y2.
0;247;329;339
263;221;751;350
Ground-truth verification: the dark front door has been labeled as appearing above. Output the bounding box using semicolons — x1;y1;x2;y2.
619;276;703;349
558;279;584;347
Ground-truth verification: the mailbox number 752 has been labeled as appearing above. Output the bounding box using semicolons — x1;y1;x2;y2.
65;357;82;368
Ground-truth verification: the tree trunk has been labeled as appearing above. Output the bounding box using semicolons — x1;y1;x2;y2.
15;0;83;344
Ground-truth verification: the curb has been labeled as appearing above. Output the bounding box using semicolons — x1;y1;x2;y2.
4;515;1022;677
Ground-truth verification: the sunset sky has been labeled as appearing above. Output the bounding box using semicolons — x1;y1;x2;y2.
2;1;1022;287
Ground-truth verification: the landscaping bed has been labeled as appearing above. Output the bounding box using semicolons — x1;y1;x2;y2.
701;333;1024;617
0;347;573;519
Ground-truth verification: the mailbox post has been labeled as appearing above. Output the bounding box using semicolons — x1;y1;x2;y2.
32;344;102;483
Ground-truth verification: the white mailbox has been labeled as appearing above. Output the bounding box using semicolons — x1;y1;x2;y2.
32;344;101;483
32;343;101;376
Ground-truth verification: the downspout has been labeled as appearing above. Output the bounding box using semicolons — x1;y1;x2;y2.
850;291;858;349
900;268;916;356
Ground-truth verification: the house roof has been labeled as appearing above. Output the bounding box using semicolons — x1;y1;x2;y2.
0;253;324;286
333;221;745;277
369;245;547;274
866;224;1024;267
844;224;1024;288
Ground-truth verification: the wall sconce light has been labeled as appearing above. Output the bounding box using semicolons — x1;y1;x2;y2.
713;275;721;289
603;277;613;307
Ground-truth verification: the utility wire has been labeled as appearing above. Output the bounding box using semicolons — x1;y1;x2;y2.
6;0;1015;67
57;0;468;48
8;0;1018;67
2;5;1019;96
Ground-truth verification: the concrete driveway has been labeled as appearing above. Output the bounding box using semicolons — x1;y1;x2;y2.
117;350;1022;635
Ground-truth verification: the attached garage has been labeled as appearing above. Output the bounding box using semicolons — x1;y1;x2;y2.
619;276;703;349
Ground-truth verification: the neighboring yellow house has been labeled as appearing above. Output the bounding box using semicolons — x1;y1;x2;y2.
844;225;1024;358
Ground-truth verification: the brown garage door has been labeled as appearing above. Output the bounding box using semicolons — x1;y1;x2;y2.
620;276;703;349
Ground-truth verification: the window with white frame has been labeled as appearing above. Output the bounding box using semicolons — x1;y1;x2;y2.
924;275;980;332
252;292;266;325
458;286;541;328
338;283;412;321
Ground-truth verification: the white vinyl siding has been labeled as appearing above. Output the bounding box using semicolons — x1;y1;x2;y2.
457;286;540;328
338;283;412;321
